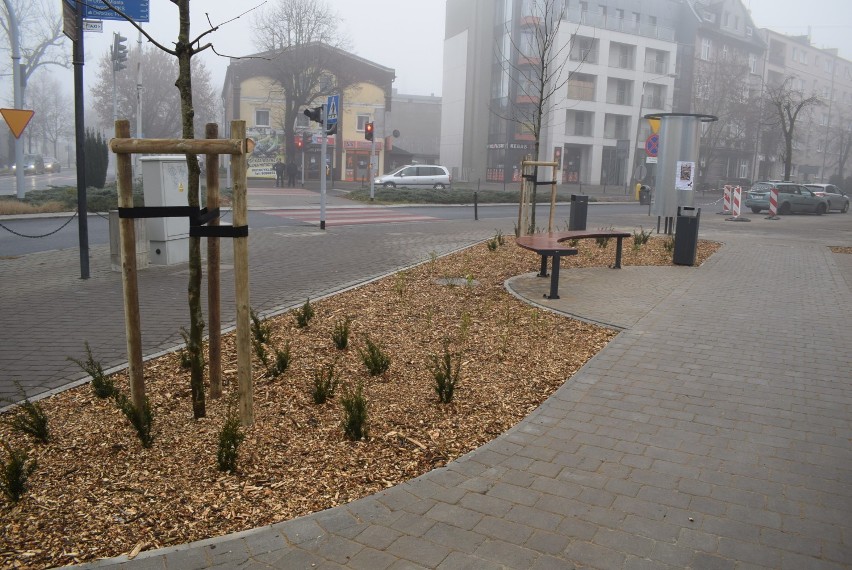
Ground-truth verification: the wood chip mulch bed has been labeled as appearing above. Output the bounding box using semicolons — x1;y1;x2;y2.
0;235;720;569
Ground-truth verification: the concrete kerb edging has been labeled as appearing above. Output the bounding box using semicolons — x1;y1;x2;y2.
504;272;628;331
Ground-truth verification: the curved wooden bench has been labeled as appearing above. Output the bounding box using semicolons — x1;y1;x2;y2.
516;229;632;299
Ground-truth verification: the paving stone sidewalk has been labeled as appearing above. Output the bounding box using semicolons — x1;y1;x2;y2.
66;212;852;568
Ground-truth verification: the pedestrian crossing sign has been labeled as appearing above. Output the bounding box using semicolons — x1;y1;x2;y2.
326;94;339;126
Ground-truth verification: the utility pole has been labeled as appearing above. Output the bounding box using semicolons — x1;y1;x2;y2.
72;0;89;278
3;0;25;199
135;31;142;172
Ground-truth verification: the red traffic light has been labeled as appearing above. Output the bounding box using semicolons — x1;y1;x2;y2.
296;138;303;149
364;122;374;141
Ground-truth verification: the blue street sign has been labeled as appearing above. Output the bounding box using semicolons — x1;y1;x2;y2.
78;0;150;23
326;94;339;126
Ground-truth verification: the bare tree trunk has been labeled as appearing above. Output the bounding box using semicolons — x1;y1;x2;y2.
176;0;205;418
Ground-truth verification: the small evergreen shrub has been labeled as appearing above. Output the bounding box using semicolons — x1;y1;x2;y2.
311;363;339;404
216;406;244;473
431;347;461;404
68;341;116;398
359;337;390;376
270;341;291;376
664;235;675;253
341;383;368;441
250;308;271;345
332;318;351;350
250;309;271;368
3;388;49;444
294;299;315;328
595;235;611;248
632;227;652;248
115;393;154;448
487;239;498;251
0;442;37;503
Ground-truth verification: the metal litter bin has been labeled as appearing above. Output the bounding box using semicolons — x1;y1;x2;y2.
639;185;651;205
673;206;700;266
568;194;588;230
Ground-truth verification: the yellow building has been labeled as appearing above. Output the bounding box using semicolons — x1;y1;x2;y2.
221;43;395;182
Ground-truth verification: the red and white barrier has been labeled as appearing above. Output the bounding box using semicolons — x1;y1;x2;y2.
731;186;742;218
722;185;732;214
768;187;779;217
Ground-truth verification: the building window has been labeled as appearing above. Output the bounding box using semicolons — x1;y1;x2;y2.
701;38;712;61
734;16;739;30
745;25;753;37
749;53;757;74
356;114;370;131
721;44;728;60
255;109;270;127
567;73;596;100
738;160;748;178
723;12;729;27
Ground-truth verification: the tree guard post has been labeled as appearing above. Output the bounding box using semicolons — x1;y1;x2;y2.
205;123;222;399
115;119;146;413
231;120;253;426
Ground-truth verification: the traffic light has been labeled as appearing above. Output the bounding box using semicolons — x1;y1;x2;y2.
303;106;323;124
112;33;128;72
364;122;374;141
302;131;312;147
296;137;303;150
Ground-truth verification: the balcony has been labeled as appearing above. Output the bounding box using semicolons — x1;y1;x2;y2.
644;60;668;74
565;6;675;41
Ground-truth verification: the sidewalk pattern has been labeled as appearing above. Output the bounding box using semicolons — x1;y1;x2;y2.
70;216;852;569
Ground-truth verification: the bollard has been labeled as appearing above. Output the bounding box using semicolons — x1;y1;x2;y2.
766;187;779;219
721;185;732;215
474;191;478;220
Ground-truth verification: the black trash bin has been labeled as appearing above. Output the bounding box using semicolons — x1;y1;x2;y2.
639;185;651;205
673;206;700;266
568;194;589;231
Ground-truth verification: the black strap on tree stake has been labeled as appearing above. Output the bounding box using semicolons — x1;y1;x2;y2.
117;206;248;239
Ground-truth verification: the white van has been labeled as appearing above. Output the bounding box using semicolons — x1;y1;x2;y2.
375;164;452;189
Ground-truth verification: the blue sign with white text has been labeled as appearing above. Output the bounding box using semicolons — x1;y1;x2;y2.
326;94;339;126
80;0;150;23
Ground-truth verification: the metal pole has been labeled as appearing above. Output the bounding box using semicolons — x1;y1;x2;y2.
74;1;89;279
369;129;375;201
3;0;25;199
630;81;646;200
135;31;142;173
111;32;117;123
320;104;326;230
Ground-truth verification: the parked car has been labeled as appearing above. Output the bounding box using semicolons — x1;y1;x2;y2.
43;156;62;173
10;154;45;175
745;181;828;215
804;183;849;213
375;164;452;190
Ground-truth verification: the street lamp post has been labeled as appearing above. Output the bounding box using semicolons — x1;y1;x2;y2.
628;73;675;199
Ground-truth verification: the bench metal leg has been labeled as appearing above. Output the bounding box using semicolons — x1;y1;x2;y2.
614;237;623;268
546;254;561;299
538;254;549;277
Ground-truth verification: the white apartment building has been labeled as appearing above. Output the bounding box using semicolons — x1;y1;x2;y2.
442;0;681;187
760;29;852;183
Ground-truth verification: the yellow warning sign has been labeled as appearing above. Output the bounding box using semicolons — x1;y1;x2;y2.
648;118;661;134
0;108;35;139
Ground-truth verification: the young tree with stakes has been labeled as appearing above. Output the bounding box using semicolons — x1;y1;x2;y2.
493;0;580;230
97;0;260;421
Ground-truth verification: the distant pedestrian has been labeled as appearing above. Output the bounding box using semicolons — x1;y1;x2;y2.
287;161;298;187
273;159;286;188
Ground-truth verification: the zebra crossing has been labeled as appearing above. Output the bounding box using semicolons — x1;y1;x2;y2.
263;206;439;227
